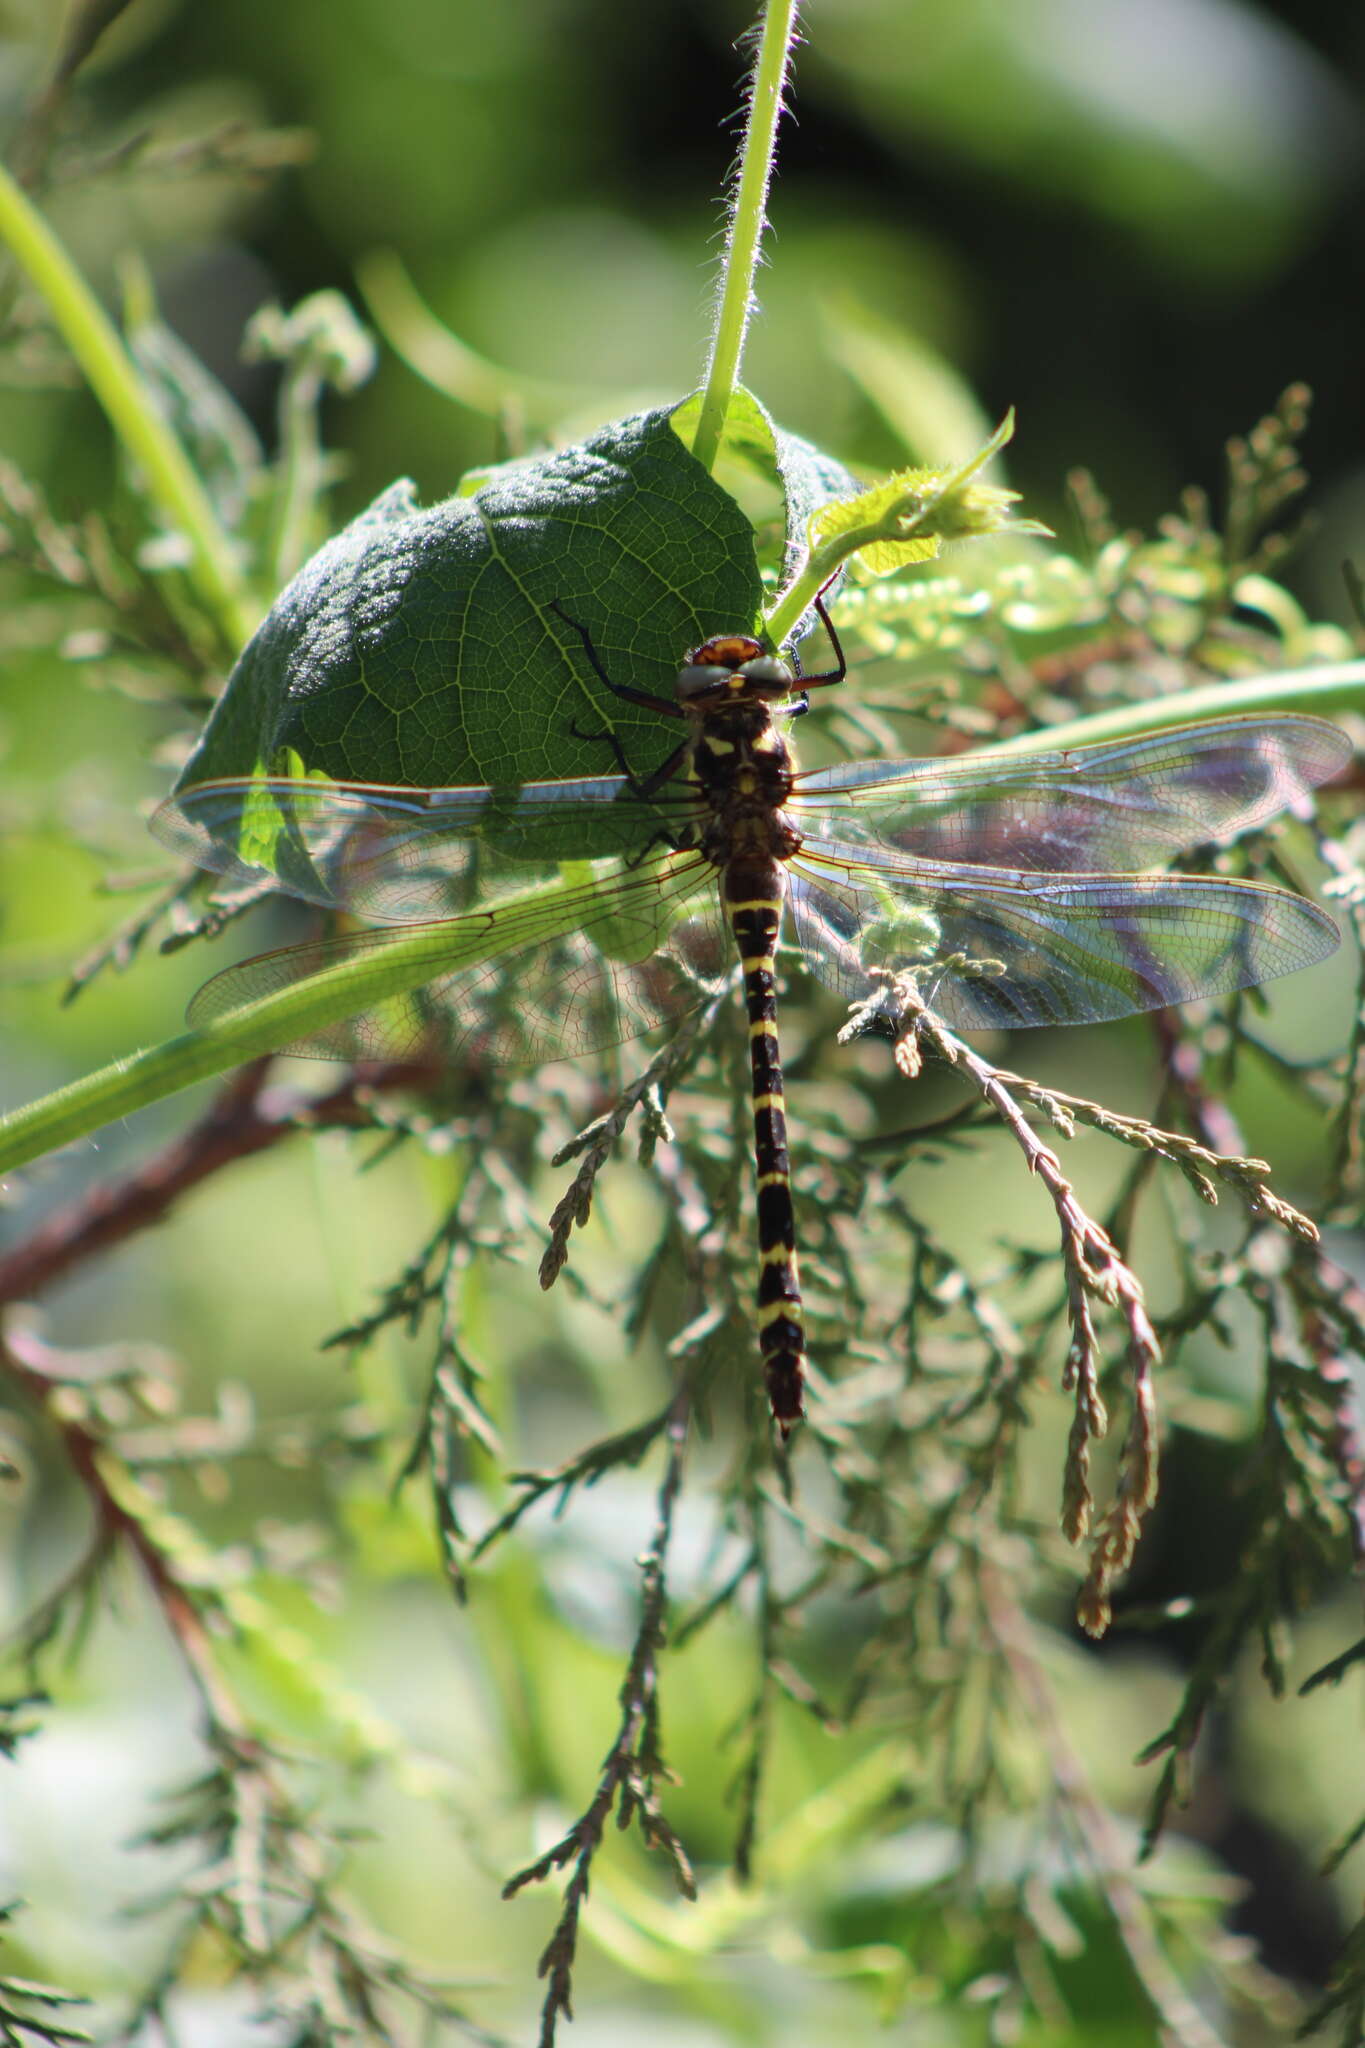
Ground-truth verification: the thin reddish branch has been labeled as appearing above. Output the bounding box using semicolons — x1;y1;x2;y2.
0;1057;435;1305
0;1052;438;1750
2;1319;247;1730
1297;1254;1365;1564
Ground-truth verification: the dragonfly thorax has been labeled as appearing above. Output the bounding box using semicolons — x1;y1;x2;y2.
675;631;804;863
685;694;803;874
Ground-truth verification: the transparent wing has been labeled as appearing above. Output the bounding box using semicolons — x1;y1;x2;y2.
789;842;1341;1031
186;851;731;1066
150;772;705;924
793;715;1350;873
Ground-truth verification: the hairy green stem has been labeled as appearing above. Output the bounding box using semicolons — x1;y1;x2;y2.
690;0;799;475
0;160;257;656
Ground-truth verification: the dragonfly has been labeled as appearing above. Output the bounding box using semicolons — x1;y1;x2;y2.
151;600;1349;1430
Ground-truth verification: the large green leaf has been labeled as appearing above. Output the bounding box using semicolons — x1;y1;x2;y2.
672;383;859;641
178;407;764;792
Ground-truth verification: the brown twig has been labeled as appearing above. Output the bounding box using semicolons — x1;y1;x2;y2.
1;1320;247;1737
0;1057;436;1305
539;984;730;1290
865;1032;1317;1241
977;1056;1315;1240
868;977;1161;1636
2;1322;476;2035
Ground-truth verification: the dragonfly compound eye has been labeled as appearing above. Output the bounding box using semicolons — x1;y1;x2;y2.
738;655;796;693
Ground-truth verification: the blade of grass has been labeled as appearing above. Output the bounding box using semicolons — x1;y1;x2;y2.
0;868;588;1176
0;159;258;656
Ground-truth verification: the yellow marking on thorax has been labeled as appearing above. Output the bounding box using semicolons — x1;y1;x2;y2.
702;734;736;755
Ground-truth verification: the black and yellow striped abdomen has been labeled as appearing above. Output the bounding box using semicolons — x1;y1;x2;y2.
723;857;806;1429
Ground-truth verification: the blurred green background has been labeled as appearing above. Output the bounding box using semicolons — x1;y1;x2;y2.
10;0;1365;574
0;2;1362;2043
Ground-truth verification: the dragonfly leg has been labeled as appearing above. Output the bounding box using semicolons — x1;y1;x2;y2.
550;599;682;718
792;589;847;693
568;719;690;800
619;819;697;870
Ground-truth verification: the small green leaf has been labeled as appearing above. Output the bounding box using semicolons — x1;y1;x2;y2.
807;411;1050;578
767;412;1050;648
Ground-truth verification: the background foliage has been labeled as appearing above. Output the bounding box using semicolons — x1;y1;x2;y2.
0;3;1363;2045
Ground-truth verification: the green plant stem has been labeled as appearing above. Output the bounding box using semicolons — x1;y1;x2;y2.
0;872;584;1176
0;160;257;657
267;360;328;590
984;660;1365;755
690;0;799;475
765;541;863;651
1;662;1360;1178
355;248;583;424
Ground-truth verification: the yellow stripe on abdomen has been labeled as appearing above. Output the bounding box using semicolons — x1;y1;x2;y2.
724;860;807;1430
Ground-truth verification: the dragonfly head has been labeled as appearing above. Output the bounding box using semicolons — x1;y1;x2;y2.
676;636;798;711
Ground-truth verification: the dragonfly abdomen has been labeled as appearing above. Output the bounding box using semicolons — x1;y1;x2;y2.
724;857;806;1431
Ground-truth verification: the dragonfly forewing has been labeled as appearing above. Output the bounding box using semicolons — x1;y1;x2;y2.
155;712;1349;1056
793;714;1352;874
151;773;705;924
